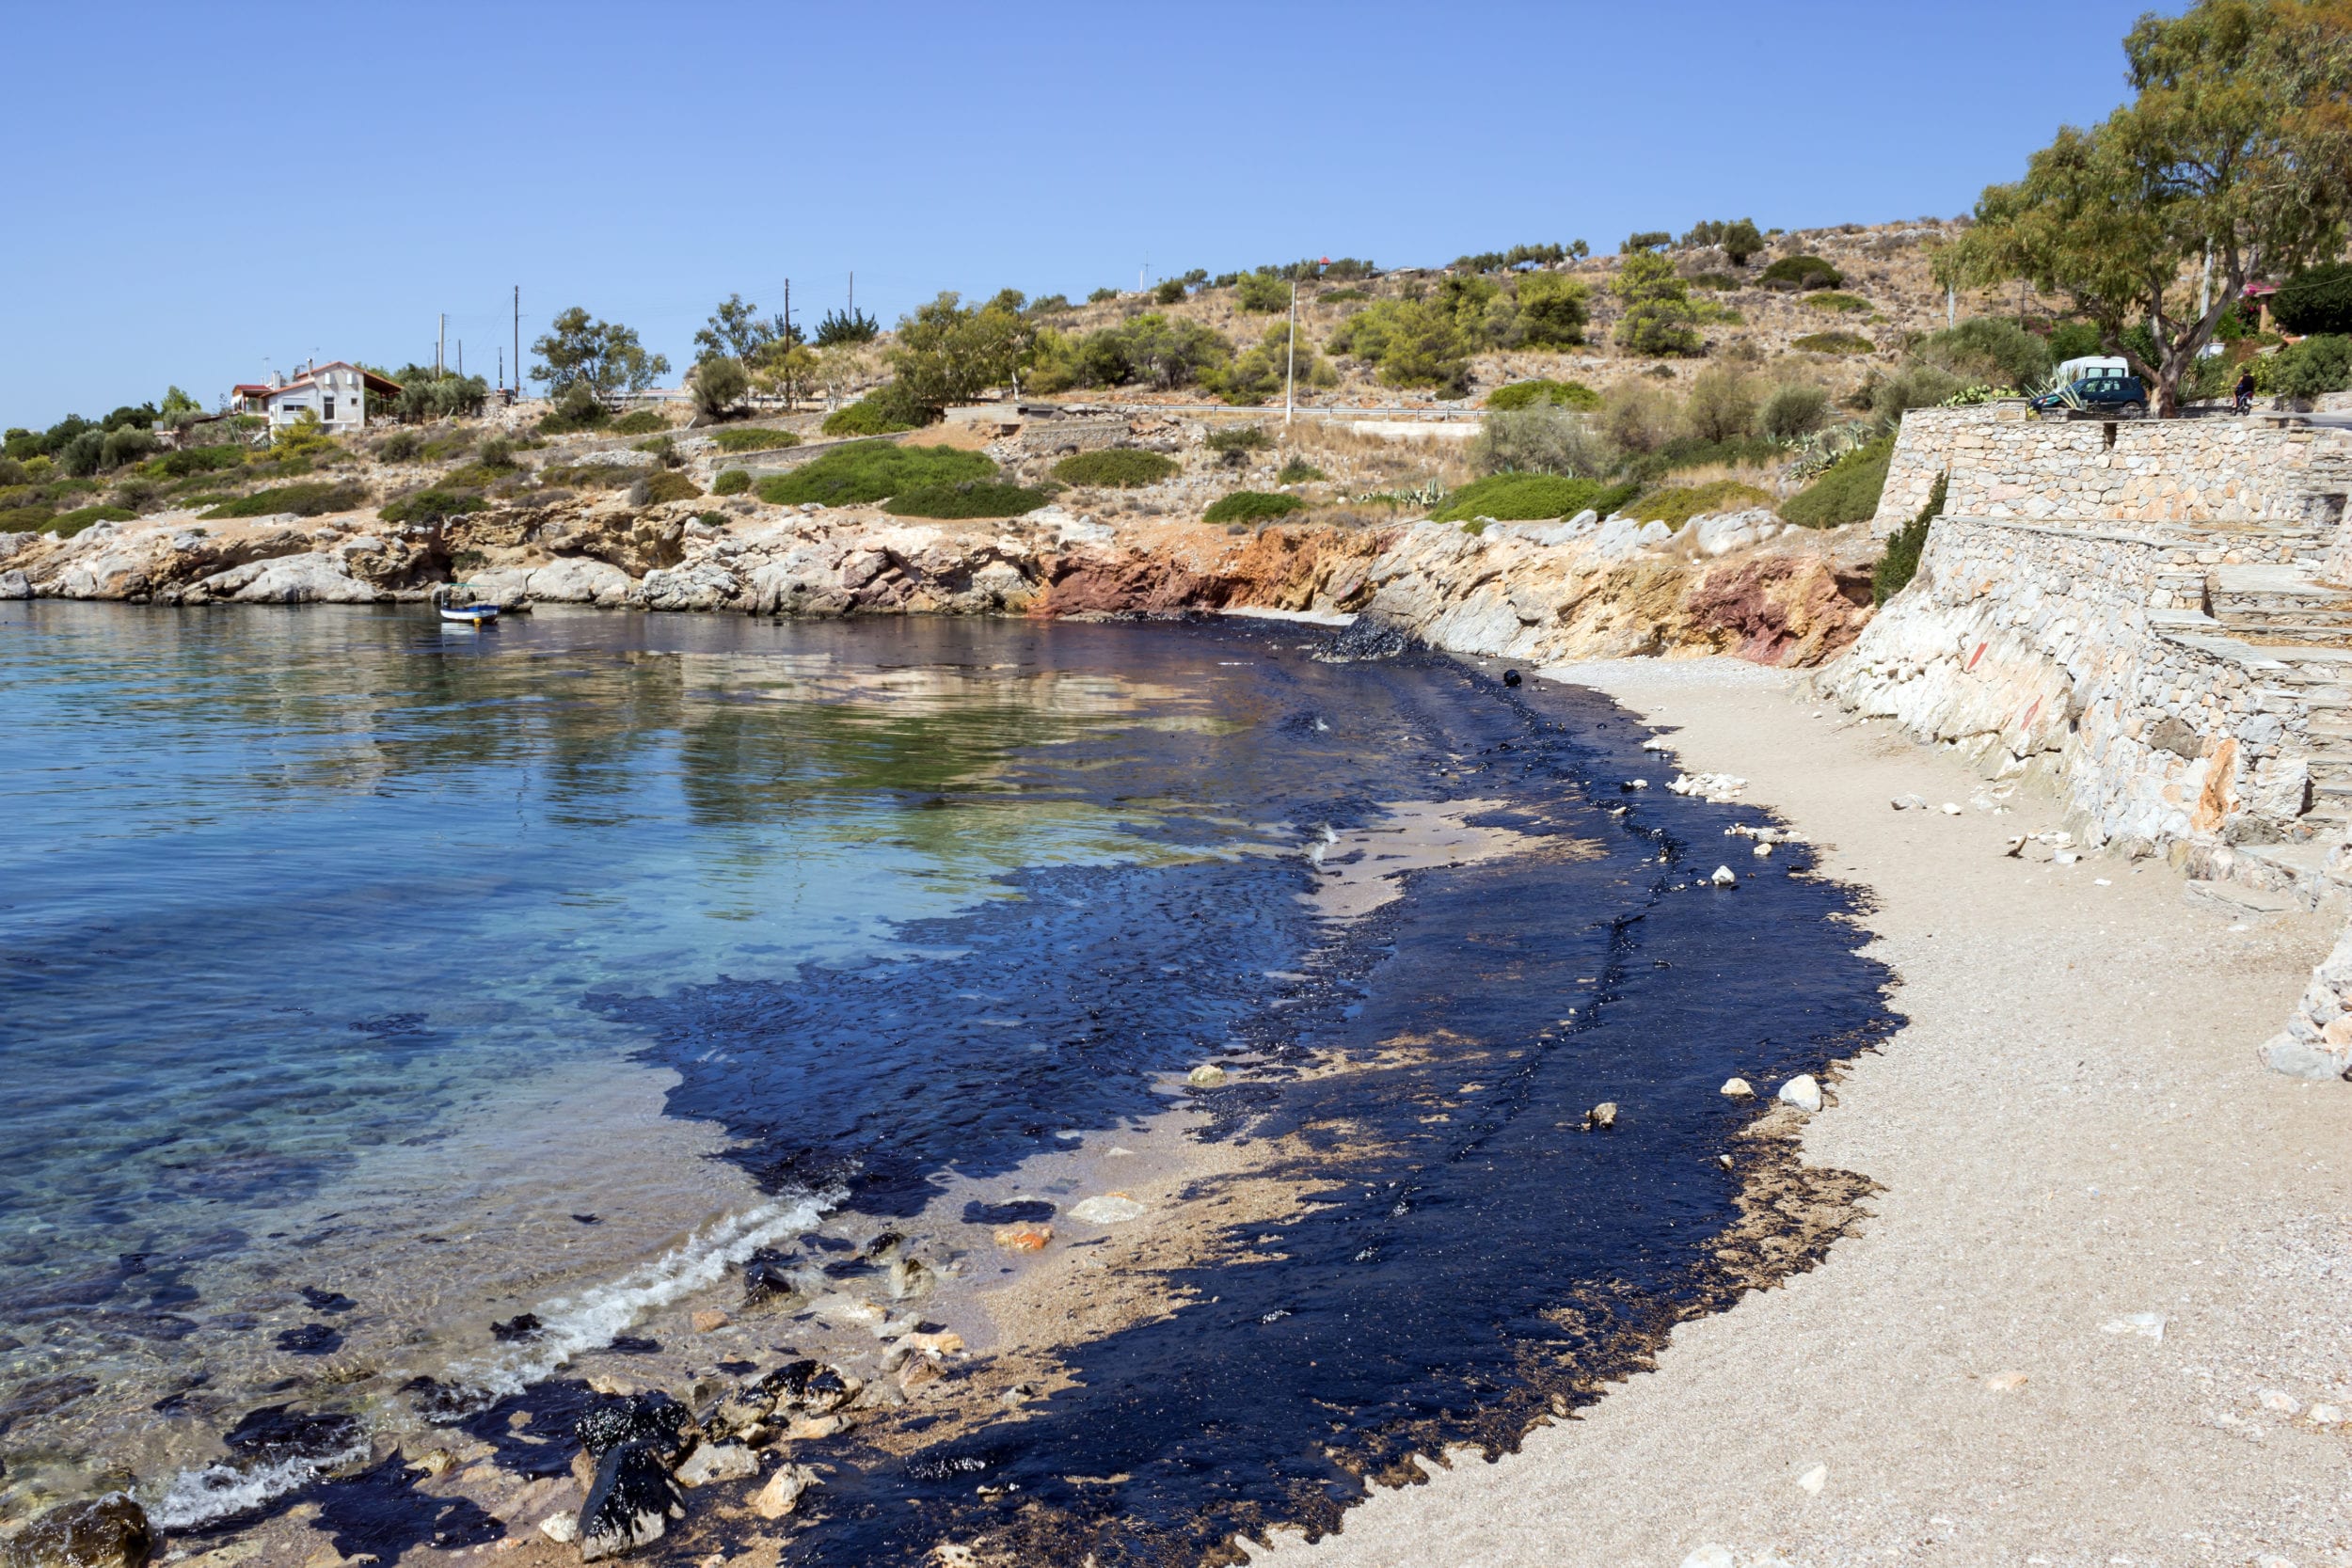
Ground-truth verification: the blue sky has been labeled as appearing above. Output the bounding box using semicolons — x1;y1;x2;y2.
0;1;2165;430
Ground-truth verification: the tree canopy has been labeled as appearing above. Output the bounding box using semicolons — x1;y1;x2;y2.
694;293;798;365
1948;0;2352;413
531;308;673;403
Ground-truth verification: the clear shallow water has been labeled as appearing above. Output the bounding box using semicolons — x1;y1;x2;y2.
0;604;1257;1496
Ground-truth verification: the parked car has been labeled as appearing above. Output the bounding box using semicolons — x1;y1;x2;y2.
2030;373;2149;419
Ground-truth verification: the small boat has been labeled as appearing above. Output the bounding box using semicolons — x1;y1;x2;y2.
437;582;500;625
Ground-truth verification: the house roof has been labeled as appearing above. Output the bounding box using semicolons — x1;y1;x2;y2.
240;362;405;401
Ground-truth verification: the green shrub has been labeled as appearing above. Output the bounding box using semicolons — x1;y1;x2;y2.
2270;263;2352;337
610;409;666;436
713;468;753;496
1805;292;1869;313
883;482;1047;518
1758;383;1832;440
815;307;881;345
1629;480;1774;527
58;430;106;477
1513;272;1589;348
691;356;751;419
1205;425;1274;460
821;390;925;436
1054;448;1179;487
1235;272;1291;312
1791;331;1875;356
43;504;135;536
1328;297;1477;391
2267;334;2352;399
148;444;247;478
1916;317;2051;388
1088;287;1120;304
1153;279;1187;305
2046;321;2106;361
1318;287;1370;304
100;428;157;469
0;504;55;531
1874;472;1943;604
1868;363;1964;426
536;463;640;490
1623;434;1799;485
636;469;704;504
1431;474;1637;523
378;487;488;524
1470;405;1615;478
1683;271;1741;291
1758;254;1843;291
539;382;612;434
1202;489;1307;525
1059;314;1236;392
1486;378;1601;411
1277;457;1325;483
709;426;803;452
1613;253;1703;356
1206;321;1335;404
1780;436;1893;528
755;440;994;507
200;481;370;519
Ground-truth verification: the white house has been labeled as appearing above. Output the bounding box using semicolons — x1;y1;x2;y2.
230;361;402;434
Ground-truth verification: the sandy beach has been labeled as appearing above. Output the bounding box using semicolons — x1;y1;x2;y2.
1257;656;2352;1568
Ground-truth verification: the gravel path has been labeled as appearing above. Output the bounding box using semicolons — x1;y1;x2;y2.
1254;656;2352;1568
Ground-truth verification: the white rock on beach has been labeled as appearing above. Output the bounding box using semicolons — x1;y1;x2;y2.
1711;865;1737;887
1778;1074;1823;1112
750;1463;821;1520
1069;1195;1147;1224
1186;1064;1228;1087
2101;1312;2166;1341
1797;1463;1828;1494
539;1514;579;1544
675;1441;757;1488
1679;1548;1736;1568
1720;1077;1755;1098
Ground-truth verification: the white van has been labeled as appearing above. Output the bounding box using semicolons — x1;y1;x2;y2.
2056;356;2131;386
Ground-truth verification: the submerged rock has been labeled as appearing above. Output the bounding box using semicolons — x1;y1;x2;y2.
1;1495;153;1568
1583;1101;1618;1131
1186;1063;1229;1086
1069;1195;1147;1224
1720;1077;1755;1098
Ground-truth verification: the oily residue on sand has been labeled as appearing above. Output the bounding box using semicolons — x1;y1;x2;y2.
601;622;1895;1566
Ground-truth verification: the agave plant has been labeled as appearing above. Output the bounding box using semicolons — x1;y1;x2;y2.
1785;420;1880;483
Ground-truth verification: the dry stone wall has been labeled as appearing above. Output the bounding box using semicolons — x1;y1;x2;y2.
1871;404;2352;536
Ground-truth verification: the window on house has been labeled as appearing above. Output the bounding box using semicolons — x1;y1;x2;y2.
323;398;336;420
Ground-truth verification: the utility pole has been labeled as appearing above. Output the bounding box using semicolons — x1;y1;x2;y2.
1284;277;1297;431
1139;255;1149;293
784;277;791;341
1947;282;1956;329
498;346;503;393
848;273;854;316
514;286;521;401
437;314;446;377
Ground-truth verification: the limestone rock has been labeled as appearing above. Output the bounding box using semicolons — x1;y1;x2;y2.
192;552;383;605
1068;1195;1147;1224
1720;1077;1755;1098
674;1441;757;1488
0;1495;153;1568
1711;865;1738;886
1777;1074;1822;1112
1186;1064;1228;1087
0;568;29;599
526;556;634;606
749;1464;820;1521
538;1513;579;1544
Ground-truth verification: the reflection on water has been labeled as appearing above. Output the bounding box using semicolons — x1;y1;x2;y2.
0;603;1264;1495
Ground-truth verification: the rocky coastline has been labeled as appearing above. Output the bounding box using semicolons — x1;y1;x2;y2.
0;494;1878;673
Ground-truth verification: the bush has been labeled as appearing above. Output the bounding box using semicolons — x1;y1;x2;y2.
1205;425;1274;461
1202;489;1307;525
821;398;914;437
2269;263;2352;337
713;468;753;496
1512;272;1589;348
1868;363;1964;426
111;478;164;513
1613;254;1703;356
2267;335;2352;400
1758;383;1832;440
1277;457;1325;483
1061;313;1236;393
1153;279;1187;305
1432;474;1637;524
690;356;751;418
709;426;803;452
1470;405;1614;478
378;487;488;524
755;440;994;507
1874;472;1943;604
1486;378;1601;411
1805;292;1869;313
1602;381;1681;454
610;409;666;436
1758;254;1843;291
149;443;247;478
814;307;880;346
43;504;135;537
1781;436;1894;528
1088;287;1120;304
100;427;157;469
1054;448;1179;487
883;482;1048;518
1915;317;2051;388
1207;321;1334;404
201;481;370;519
1683;271;1741;291
58;430;106;477
1328;298;1477;392
635;469;704;505
1235;272;1291;312
1790;331;1875;356
1681;366;1760;443
1629;480;1773;527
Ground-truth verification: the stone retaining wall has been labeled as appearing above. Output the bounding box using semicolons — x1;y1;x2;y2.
1870;405;2352;536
